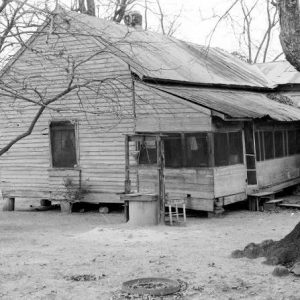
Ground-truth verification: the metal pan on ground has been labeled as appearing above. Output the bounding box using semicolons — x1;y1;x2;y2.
122;277;181;296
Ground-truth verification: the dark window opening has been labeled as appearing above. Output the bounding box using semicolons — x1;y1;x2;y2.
50;121;77;168
138;133;209;168
138;139;157;164
214;133;228;167
164;135;182;168
255;132;259;161
288;130;297;155
255;128;300;161
264;131;274;160
214;131;243;167
185;133;209;167
228;132;243;165
297;130;300;154
274;131;284;158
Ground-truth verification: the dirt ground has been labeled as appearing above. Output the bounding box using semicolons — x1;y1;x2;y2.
1;205;300;300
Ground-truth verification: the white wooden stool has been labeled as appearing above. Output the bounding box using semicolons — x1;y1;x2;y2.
165;198;186;225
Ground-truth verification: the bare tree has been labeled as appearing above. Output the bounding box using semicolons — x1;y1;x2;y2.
207;0;282;63
0;2;144;156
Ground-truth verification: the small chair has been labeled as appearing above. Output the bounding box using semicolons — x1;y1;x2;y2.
165;197;186;225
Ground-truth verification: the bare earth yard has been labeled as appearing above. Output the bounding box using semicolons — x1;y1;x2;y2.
1;208;300;300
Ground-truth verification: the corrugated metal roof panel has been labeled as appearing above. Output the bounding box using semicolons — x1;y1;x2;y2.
257;61;300;85
62;9;274;88
148;84;300;121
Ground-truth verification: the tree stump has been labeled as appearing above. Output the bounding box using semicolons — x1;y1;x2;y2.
2;197;15;211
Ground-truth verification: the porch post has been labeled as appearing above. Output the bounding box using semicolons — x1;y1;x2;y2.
124;135;131;194
156;135;165;224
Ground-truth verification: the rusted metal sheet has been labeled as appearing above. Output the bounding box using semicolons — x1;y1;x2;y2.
148;84;300;121
66;10;274;88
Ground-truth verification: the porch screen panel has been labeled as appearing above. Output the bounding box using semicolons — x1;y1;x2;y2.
139;139;157;164
288;130;297;155
185;133;209;167
50;121;77;168
214;133;228;166
164;135;182;168
263;131;274;160
228;132;243;164
274;131;284;158
297;130;300;154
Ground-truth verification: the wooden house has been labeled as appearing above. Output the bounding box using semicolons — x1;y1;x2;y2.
0;8;300;212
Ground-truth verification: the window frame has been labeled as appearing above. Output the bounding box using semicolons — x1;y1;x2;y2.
49;120;79;169
213;130;244;167
255;127;300;162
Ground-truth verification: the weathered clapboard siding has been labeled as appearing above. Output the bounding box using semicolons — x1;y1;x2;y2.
213;164;247;198
256;155;300;188
0;25;136;202
138;166;214;210
134;82;212;132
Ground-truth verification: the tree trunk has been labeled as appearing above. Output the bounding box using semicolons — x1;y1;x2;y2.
78;0;95;16
279;0;300;71
86;0;95;16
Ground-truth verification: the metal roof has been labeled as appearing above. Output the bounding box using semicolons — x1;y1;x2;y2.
148;84;300;121
62;9;274;89
257;61;300;85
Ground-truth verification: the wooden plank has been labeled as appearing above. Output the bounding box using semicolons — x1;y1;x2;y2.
185;197;214;211
279;203;300;208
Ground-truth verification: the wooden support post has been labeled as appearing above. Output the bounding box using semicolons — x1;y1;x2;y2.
156;136;165;225
124;135;131;194
2;197;15;211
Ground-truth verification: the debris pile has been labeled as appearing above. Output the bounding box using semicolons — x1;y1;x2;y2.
232;221;300;273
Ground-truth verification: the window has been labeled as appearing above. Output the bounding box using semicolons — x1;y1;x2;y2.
50;121;77;168
214;133;228;166
164;135;182;168
228;132;243;164
255;132;261;161
264;131;274;160
255;128;300;161
288;130;297;155
297;130;300;154
138;133;210;168
274;131;284;158
214;131;243;167
138;139;157;164
185;133;209;167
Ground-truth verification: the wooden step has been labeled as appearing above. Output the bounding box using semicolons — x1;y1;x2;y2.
279;203;300;209
264;199;284;211
265;199;284;204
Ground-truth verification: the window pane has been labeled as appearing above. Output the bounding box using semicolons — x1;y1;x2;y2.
274;131;284;158
288;130;297;155
297;130;300;154
185;133;209;167
164;135;182;167
139;139;157;164
51;122;77;168
255;132;261;161
214;133;228;166
228;132;243;164
263;131;274;160
259;131;264;161
247;170;257;185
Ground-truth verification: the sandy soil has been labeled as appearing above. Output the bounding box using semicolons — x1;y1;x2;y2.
1;207;300;300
